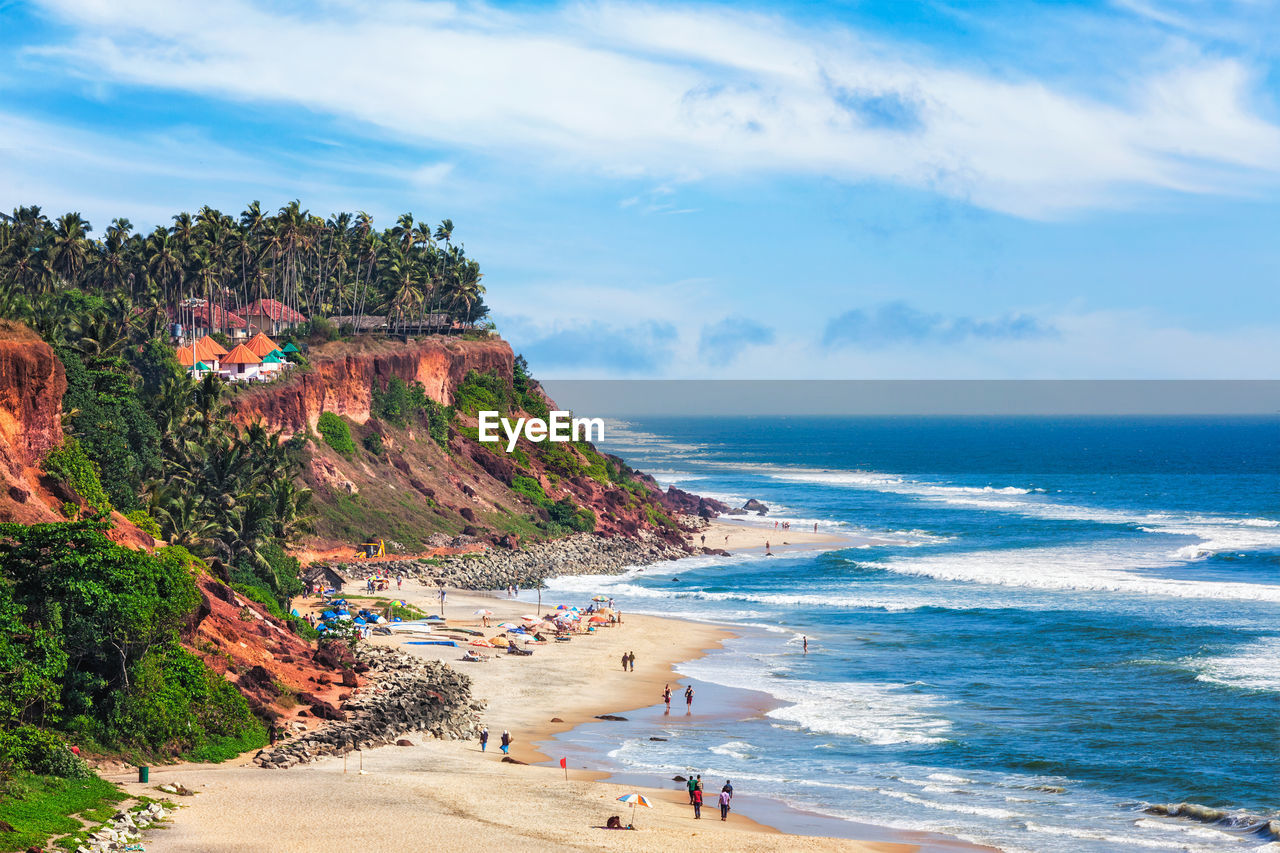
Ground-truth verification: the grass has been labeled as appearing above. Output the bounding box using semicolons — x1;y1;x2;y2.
313;490;465;552
0;772;126;852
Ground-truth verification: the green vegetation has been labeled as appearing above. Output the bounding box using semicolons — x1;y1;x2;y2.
371;376;450;446
452;369;513;417
0;521;266;768
362;431;385;455
0;204;488;342
42;436;112;516
124;510;163;539
57;344;161;511
317;411;356;456
507;475;595;534
0;772;126;851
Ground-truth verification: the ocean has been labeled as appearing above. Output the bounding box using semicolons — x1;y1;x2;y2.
539;416;1280;853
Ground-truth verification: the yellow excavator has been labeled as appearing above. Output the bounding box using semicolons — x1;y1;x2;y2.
354;540;385;559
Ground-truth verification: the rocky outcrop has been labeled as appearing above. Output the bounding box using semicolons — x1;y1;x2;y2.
319;532;686;591
254;646;482;768
663;484;729;519
71;801;172;853
232;337;513;436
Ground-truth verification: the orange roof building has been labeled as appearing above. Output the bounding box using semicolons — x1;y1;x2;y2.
198;334;229;357
244;332;280;358
222;344;262;365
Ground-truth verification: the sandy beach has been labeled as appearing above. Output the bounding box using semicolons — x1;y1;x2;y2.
692;516;865;553
103;534;989;853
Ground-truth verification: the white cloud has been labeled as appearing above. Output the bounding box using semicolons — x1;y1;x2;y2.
22;0;1280;218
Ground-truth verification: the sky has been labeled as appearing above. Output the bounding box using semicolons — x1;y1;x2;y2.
2;0;1279;379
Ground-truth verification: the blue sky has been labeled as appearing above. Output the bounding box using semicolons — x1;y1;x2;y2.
2;0;1279;378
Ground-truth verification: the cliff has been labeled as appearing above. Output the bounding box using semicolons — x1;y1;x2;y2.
231;335;691;552
232;336;513;435
0;323;152;547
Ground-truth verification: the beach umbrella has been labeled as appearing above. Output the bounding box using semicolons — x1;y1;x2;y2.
497;622;521;630
591;595;609;602
520;614;540;622
489;635;509;647
587;614;610;623
556;604;569;610
616;793;652;825
473;609;493;616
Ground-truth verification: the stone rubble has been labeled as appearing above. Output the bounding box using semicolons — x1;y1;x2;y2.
318;531;688;591
253;646;483;769
73;801;169;853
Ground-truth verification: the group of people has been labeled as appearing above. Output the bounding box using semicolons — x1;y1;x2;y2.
686;775;734;820
506;584;521;598
620;651;636;671
477;726;512;755
661;683;694;712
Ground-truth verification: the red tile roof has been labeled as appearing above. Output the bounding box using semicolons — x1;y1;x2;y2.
190;304;247;328
243;298;307;324
197;334;229;356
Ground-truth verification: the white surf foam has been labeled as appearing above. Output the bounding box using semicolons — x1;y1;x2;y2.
1187;636;1280;692
874;545;1280;603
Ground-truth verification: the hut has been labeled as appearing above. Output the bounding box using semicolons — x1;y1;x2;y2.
220;343;263;381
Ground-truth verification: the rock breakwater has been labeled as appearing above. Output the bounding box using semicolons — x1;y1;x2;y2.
254;646;482;769
320;532;688;591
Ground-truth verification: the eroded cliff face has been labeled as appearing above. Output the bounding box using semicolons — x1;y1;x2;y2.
0;323;70;526
232;337;513;435
0;323;152;547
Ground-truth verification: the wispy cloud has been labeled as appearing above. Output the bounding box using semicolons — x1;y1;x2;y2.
823;302;1056;349
698;315;776;366
19;0;1280;218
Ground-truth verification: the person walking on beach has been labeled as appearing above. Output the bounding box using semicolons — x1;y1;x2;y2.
621;651;629;672
500;730;511;755
479;727;489;752
813;522;818;533
663;684;672;710
722;780;734;799
765;540;771;555
627;651;635;671
686;775;698;804
719;788;732;821
685;685;694;711
396;574;403;590
692;786;703;819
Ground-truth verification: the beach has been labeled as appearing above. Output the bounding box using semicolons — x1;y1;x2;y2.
105;554;945;853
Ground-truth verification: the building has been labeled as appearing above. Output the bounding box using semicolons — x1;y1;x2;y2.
220;344;263;381
175;335;226;375
242;299;308;336
187;303;250;340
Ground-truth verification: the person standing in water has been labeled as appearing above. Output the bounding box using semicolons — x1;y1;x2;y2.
685;684;694;711
663;684;672;710
803;635;808;654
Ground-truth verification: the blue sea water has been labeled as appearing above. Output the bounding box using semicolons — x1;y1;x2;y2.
541;417;1280;853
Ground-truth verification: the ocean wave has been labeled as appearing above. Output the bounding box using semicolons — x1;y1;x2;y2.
706;460;1280;557
1185;636;1280;692
872;545;1280;603
1142;803;1280;844
677;656;954;746
708;740;757;761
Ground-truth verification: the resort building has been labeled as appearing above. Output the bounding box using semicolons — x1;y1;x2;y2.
175;335;227;375
219;343;263;381
242;299;308;336
187;303;250;340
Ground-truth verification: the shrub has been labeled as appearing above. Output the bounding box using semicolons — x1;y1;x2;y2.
317;412;355;456
125;510;162;539
371;377;451;446
362;432;385;456
511;476;549;506
0;726;92;778
43;437;112;515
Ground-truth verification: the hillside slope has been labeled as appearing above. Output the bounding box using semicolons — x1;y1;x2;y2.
230;335;690;555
